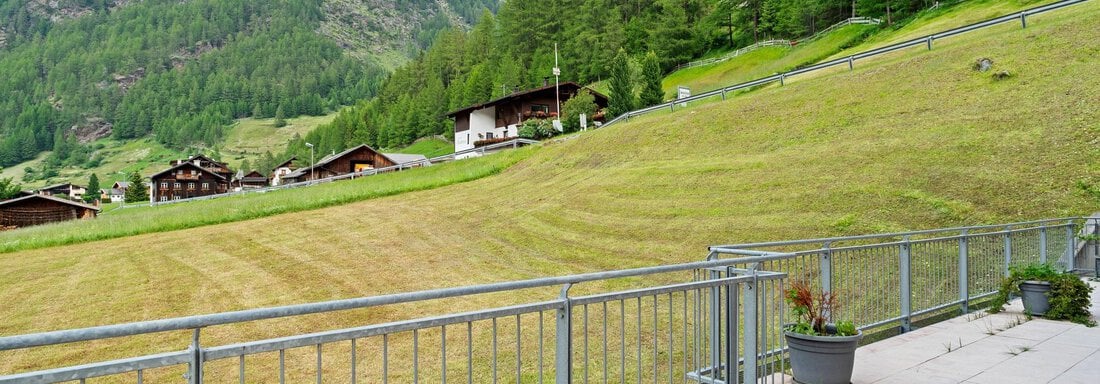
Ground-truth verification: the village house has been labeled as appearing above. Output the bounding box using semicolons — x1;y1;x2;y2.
169;155;233;180
445;82;609;158
0;193;100;228
281;145;429;183
38;183;87;201
149;159;231;202
238;171;269;189
100;181;130;203
269;157;297;186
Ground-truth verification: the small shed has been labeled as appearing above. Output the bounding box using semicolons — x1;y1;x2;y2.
282;144;426;183
240;171;269;189
0;194;100;228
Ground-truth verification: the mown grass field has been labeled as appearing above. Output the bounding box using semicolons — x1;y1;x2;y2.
1;0;1099;380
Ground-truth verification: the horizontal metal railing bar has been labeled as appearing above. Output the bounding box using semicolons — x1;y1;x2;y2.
0;260;770;351
203;301;563;361
600;0;1089;130
0;350;190;384
710;218;1079;250
569;272;785;307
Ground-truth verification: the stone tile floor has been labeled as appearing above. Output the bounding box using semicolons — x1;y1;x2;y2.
850;280;1100;384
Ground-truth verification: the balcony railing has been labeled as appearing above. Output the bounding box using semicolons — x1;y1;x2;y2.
0;217;1096;383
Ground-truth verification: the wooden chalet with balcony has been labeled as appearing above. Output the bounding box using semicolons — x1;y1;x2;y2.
149;161;229;202
446;82;608;158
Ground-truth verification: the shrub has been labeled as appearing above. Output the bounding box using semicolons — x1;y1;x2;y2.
988;262;1095;326
518;119;556;140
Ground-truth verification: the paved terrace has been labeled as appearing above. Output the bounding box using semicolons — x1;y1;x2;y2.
850;280;1100;384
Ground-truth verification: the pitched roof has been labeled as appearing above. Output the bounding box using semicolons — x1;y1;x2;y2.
113;181;130;189
40;183;85;191
0;193;100;212
382;153;430;165
284;144;398;179
273;157;297;170
149;162;228;180
444;82;609;117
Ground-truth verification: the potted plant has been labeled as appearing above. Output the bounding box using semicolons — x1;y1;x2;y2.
784;280;862;384
988;262;1095;326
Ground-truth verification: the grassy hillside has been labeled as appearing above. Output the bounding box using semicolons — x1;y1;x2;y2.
2;0;1098;377
2;114;338;190
388;137;455;158
221;114;339;170
662;23;875;97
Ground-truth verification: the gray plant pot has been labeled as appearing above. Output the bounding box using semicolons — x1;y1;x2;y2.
1019;280;1052;316
785;329;862;384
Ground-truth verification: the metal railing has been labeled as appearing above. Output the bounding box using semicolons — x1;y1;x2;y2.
602;0;1090;129
709;217;1100;334
0;259;788;384
127;138;539;208
2;217;1097;383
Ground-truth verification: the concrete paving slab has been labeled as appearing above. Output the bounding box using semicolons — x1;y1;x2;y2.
844;285;1100;384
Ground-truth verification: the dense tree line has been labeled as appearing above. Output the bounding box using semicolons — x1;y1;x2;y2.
292;0;944;160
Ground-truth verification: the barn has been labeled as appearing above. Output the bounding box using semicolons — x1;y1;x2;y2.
0;194;100;228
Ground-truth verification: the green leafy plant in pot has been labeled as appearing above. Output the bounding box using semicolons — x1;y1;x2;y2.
988;262;1095;326
784;280;862;384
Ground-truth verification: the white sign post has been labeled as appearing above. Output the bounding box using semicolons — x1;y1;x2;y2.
579;113;588;131
677;86;691;107
552;119;563;132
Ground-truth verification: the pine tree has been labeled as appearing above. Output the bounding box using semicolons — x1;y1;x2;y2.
0;175;22;200
240;159;252;173
124;171;148;203
639;51;665;107
274;105;287;127
608;49;636;118
84;173;100;204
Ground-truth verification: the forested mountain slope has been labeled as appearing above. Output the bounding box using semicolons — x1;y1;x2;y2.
296;0;1036;162
0;0;496;172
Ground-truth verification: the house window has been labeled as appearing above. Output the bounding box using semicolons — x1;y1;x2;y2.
187;182;195;190
159;196;167;202
173;196;181;200
191;170;197;176
174;182;181;189
160;182;168;189
486;132;494;139
202;182;209;190
531;104;550;113
466;134;470;144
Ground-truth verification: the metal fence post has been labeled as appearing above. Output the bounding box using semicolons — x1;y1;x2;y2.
1004;227;1013;277
1066;221;1076;270
743;276;758;384
959;231;969;314
188;329;203;384
927;36;933;50
1021;12;1028;28
555;284;572;383
848;56;854;71
821;242;833;294
780;74;786;86
900;237;912;333
1039;225;1048;264
710;268;722;379
725;270;740;384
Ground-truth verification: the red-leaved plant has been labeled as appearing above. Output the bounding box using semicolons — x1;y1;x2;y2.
786;280;855;336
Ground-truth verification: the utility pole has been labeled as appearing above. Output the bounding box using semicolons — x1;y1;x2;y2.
305;142;314;183
554;43;561;118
